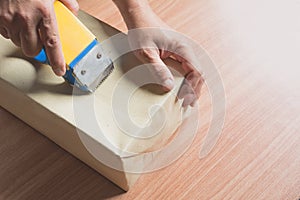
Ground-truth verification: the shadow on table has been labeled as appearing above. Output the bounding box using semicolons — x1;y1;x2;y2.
0;107;125;200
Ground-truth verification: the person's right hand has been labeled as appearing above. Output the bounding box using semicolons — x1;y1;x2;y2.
0;0;79;76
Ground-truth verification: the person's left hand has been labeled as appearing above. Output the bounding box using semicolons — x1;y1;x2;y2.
122;4;204;107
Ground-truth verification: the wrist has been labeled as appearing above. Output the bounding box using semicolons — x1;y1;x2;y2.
113;0;154;29
113;0;149;13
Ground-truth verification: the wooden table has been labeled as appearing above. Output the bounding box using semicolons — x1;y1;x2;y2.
0;0;299;199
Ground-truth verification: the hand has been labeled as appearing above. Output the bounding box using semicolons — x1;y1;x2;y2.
115;0;204;107
0;0;79;76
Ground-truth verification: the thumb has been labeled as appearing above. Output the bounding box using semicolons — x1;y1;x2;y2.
59;0;79;14
135;48;174;91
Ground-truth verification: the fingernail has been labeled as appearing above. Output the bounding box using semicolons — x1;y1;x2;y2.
54;68;65;76
163;79;174;91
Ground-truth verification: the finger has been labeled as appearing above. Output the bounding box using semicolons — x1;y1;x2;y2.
59;0;79;14
185;69;202;91
173;53;196;74
177;78;193;101
173;51;204;106
20;22;43;57
9;29;21;46
186;67;203;99
195;75;204;98
135;48;174;91
39;5;65;76
191;78;204;107
0;27;9;39
183;94;196;107
177;62;200;89
178;70;203;107
178;82;196;107
160;49;172;59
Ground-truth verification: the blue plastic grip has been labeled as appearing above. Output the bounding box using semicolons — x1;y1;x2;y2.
33;39;98;92
34;48;49;64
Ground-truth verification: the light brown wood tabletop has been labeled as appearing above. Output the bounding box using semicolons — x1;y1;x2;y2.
0;0;299;199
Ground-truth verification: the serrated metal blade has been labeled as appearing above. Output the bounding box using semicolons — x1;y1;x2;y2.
73;43;114;92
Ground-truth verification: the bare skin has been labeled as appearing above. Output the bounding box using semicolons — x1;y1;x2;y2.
0;0;203;107
114;0;204;107
0;0;78;75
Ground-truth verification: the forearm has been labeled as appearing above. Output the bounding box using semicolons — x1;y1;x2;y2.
112;0;160;29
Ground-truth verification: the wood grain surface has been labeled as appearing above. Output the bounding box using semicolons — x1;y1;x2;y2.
0;0;300;199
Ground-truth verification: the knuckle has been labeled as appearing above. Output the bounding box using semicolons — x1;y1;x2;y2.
38;2;51;17
150;65;171;81
176;45;194;60
178;43;189;50
136;48;157;61
43;34;59;48
0;12;12;24
15;11;30;22
194;70;202;79
187;69;202;80
173;41;187;51
41;15;52;27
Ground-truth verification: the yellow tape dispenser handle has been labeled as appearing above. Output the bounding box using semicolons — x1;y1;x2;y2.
34;1;113;92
